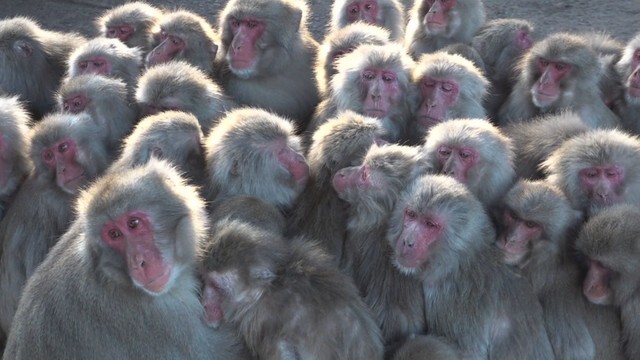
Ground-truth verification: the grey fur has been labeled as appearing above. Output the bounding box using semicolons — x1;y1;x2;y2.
330;0;405;41
614;32;640;134
393;335;461;360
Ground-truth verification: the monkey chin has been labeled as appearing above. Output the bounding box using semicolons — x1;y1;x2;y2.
227;57;259;79
531;90;559;109
392;258;419;277
132;265;177;296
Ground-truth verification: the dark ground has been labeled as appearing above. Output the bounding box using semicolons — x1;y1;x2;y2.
3;0;639;44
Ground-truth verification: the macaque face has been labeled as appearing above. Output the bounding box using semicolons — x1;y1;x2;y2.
146;28;186;67
41;138;87;193
76;56;111;76
516;29;533;50
531;57;572;108
579;164;624;208
416;76;460;130
346;0;380;25
423;0;457;34
272;140;309;188
227;17;266;74
583;259;614;305
62;93;89;114
332;163;372;202
625;49;640;99
435;144;479;184
361;67;401;119
106;24;135;42
495;209;543;265
393;207;444;272
100;210;174;295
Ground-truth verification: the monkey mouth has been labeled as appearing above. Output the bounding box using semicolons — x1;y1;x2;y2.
416;115;442;128
628;83;640;98
142;268;172;294
60;172;87;193
363;109;387;118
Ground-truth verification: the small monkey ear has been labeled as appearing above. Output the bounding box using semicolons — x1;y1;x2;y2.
230;159;240;176
13;40;33;57
211;43;219;60
173;215;197;261
250;266;275;281
151;146;164;159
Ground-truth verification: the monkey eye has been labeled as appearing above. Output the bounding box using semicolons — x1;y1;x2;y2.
585;169;598;178
229;19;240;28
422;79;436;88
333;50;345;58
247;20;258;28
93;60;104;68
405;209;417;220
107;28;117;37
79;61;88;69
73;99;82;107
539;59;549;67
63;101;70;111
159;29;168;40
58;142;69;153
109;229;122;239
554;63;567;71
364;4;373;10
42;149;54;163
459;150;472;159
362;71;375;80
437;146;451;157
606;169;620;178
441;83;454;92
128;217;140;229
524;221;539;229
382;72;397;82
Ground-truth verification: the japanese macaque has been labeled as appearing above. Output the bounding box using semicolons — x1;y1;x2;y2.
472;18;534;119
0;97;31;220
614;33;640;134
583;32;624;108
204;108;309;212
308;44;414;143
3;160;247;359
56;74;137;152
217;0;320;128
287;111;386;264
315;23;390;96
135;61;236;133
333;144;428;347
95;1;164;52
404;0;486;58
393;335;461;360
0;112;113;340
0;17;86;119
389;174;554;359
109;111;206;187
495;180;625;359
410;52;488;142
146;10;220;74
541;129;640;218
498;33;620;128
576;204;640;359
329;0;405;41
200;220;384;359
67;37;143;96
423;119;516;208
504;111;589;180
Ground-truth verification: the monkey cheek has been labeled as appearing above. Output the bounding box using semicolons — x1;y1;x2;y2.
531;85;559;108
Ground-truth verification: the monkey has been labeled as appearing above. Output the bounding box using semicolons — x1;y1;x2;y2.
575;204;640;359
423;118;516;208
329;0;405;41
498;33;621;129
504;111;589;180
495;179;625;359
409;52;488;143
308;43;414;144
146;10;220;74
389;174;554;359
67;37;143;97
0;17;86;119
56;74;137;153
315;23;390;97
135;61;236;134
0;97;32;221
471;18;535;119
332;144;430;348
392;335;461;360
109;111;206;187
95;1;164;52
200;219;384;359
286;111;387;264
204;108;309;212
210;195;286;236
583;32;624;108
614;32;640;134
540;128;640;218
404;0;486;58
3;159;248;359
0;112;114;339
217;0;320;129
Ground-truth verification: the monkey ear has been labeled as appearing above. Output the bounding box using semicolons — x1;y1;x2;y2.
151;146;164;159
250;266;275;282
230;160;240;176
13;40;33;57
210;43;219;60
173;215;197;261
291;8;302;32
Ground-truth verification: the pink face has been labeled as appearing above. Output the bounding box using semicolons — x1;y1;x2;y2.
583;259;613;305
76;56;111;76
394;208;444;270
201;273;227;328
436;145;478;184
146;29;186;67
41;138;86;193
626;49;640;98
332;163;371;197
106;24;135;42
62;93;89;114
361;67;401;119
532;58;572;107
495;209;543;265
424;0;457;31
101;210;173;294
516;29;533;51
579;165;624;206
416;76;460;130
345;0;379;25
275;142;309;187
227;17;266;71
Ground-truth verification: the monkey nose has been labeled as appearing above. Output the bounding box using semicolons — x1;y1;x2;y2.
403;238;415;248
